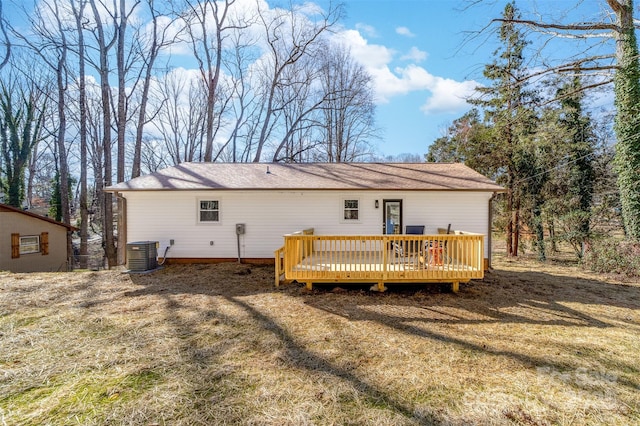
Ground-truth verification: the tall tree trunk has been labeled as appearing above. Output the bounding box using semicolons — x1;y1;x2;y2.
115;0;128;265
90;0;117;267
132;0;161;179
533;201;545;261
513;197;521;256
0;0;10;70
506;189;513;257
116;0;126;183
27;141;38;208
73;0;89;269
52;2;72;270
608;0;640;239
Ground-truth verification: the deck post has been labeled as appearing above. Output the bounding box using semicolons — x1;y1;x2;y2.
274;246;285;288
377;281;387;292
306;282;313;291
452;281;459;293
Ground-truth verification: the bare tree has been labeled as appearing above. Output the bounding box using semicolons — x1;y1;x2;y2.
271;58;326;162
139;137;170;172
212;28;259;162
130;0;178;178
81;81;108;239
251;1;343;162
0;0;10;70
316;44;376;162
152;71;207;165
88;0;118;266
16;0;75;264
71;0;89;269
114;0;141;183
181;0;241;162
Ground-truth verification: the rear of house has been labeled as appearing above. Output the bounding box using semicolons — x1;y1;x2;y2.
107;163;503;268
0;204;74;273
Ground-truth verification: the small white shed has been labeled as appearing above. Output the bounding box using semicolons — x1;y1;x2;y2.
106;162;503;267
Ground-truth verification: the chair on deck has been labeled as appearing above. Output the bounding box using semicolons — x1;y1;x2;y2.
405;225;425;235
422;224;452;267
393;225;425;260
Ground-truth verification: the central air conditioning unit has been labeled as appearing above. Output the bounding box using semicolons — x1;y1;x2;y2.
126;241;158;271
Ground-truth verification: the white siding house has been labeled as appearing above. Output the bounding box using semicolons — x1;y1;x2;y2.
106;163;503;265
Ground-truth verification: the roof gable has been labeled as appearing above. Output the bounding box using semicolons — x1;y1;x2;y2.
106;162;504;192
0;204;77;231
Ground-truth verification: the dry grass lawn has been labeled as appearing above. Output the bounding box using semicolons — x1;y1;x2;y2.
1;254;639;425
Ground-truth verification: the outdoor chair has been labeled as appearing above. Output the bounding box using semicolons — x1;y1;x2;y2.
392;225;425;261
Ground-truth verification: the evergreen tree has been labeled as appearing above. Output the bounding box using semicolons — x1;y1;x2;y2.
470;2;537;257
557;78;596;256
425;109;498;178
489;0;640;240
516;128;552;261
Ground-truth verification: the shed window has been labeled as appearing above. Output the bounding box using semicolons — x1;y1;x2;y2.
20;235;40;254
11;232;49;258
199;200;220;222
343;199;359;220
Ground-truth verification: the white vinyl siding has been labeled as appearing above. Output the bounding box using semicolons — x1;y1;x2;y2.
124;190;492;259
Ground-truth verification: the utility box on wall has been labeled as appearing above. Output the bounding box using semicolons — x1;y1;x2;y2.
126;241;158;271
235;223;246;235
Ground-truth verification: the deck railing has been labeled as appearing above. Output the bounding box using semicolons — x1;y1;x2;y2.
276;232;484;290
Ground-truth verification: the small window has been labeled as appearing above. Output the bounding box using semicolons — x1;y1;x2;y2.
343;199;359;220
199;200;220;223
20;235;40;254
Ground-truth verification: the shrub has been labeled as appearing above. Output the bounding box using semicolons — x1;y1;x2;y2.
583;238;640;277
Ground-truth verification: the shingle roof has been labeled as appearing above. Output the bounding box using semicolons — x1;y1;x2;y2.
105;162;504;192
0;203;78;230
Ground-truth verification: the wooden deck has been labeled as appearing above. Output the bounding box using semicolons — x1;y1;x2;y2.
275;232;484;292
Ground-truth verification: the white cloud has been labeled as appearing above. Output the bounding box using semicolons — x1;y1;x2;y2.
421;78;478;114
355;23;377;38
335;29;394;70
333;29;478;115
396;26;415;37
400;47;427;63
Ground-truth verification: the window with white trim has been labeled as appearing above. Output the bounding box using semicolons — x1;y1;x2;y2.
199;200;220;223
343;199;359;221
20;235;40;254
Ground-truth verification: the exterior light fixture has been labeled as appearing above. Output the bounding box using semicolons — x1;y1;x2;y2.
375;200;379;208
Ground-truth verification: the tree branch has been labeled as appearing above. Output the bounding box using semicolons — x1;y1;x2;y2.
493;18;619;34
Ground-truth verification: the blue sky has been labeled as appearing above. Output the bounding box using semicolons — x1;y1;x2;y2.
334;0;507;157
330;0;615;158
5;0;615;160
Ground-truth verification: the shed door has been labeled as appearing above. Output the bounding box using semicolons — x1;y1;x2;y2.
383;200;402;234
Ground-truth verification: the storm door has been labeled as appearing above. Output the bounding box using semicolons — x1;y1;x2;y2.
383;200;403;234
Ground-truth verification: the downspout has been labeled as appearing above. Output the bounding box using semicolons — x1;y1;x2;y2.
488;192;497;270
114;191;127;266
